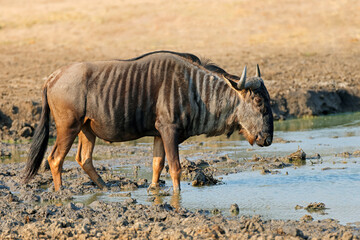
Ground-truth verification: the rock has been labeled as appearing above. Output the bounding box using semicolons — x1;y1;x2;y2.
230;204;239;215
212;225;225;234
19;126;33;138
211;208;220;215
133;222;142;231
123;198;137;205
261;168;271;174
226;158;237;165
353;150;360;157
308;153;321;159
158;203;173;211
295;205;303;210
191;171;219;186
120;182;138;190
305;202;326;212
181;158;196;168
0;185;9;190
284;148;306;164
0;149;11;158
282;226;307;239
335;152;351;158
9;119;21;132
301;214;314;222
136;178;148;188
89;201;103;210
341;231;354;240
195;159;209;168
192;172;207;186
66;202;79;211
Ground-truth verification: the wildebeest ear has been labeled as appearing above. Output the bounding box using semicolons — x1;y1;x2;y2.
223;66;247;91
223;75;240;91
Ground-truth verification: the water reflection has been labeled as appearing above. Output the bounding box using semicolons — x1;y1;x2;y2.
0;147;25;164
274;112;360;132
148;188;181;209
4;111;360;224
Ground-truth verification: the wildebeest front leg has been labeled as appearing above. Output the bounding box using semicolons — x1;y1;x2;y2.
150;136;165;188
76;124;106;189
157;126;181;192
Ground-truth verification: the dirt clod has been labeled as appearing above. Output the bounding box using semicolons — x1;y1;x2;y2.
285;148;306;164
301;215;314;222
305;202;327;213
230;204;239;215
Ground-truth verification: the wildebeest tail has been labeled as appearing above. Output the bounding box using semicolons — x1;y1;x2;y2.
24;87;50;183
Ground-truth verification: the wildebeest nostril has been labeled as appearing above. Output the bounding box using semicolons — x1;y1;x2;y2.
265;136;272;146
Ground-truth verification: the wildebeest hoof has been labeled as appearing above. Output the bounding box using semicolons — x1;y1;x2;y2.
95;177;108;190
147;183;161;194
147;183;160;191
172;186;181;194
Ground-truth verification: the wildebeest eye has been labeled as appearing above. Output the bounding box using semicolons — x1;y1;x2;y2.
255;97;262;105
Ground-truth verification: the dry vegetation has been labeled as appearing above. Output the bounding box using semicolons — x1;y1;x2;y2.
0;0;359;134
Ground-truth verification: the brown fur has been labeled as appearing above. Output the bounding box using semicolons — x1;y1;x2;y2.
24;51;273;192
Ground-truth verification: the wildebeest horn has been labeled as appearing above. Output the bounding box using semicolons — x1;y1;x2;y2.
256;64;261;77
237;66;247;89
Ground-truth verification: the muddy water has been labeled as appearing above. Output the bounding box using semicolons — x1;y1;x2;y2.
70;112;360;225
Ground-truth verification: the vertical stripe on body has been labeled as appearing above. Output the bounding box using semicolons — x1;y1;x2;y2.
124;63;136;130
135;65;144;133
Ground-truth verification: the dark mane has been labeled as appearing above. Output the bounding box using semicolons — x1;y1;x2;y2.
118;50;239;80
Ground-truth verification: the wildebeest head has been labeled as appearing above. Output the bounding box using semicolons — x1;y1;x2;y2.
224;65;273;147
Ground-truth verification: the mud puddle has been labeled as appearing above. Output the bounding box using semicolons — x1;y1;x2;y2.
67;112;360;225
2;112;360;226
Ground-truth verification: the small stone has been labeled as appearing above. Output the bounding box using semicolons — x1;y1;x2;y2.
133;222;142;231
301;214;314;222
305;202;326;212
67;202;79;211
195;159;209;167
230;204;239;215
211;208;220;215
212;225;225;234
181;158;196;168
89;200;103;210
341;232;354;240
75;203;85;209
283;226;306;238
192;172;207;186
19;126;33;138
123;198;137;205
137;178;148;188
285;148;306;164
295;205;303;210
0;149;11;158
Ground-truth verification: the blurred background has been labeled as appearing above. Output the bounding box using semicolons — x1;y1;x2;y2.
0;0;359;139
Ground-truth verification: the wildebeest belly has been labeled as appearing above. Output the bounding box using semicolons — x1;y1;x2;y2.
86;98;158;142
88;113;158;142
85;93;158;142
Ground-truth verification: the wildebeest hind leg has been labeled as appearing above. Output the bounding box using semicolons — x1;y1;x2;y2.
150;136;165;189
76;124;106;189
48;125;79;191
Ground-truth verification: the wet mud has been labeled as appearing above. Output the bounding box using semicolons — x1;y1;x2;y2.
1;146;359;239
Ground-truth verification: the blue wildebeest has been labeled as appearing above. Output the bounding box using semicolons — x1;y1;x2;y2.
24;51;273;192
